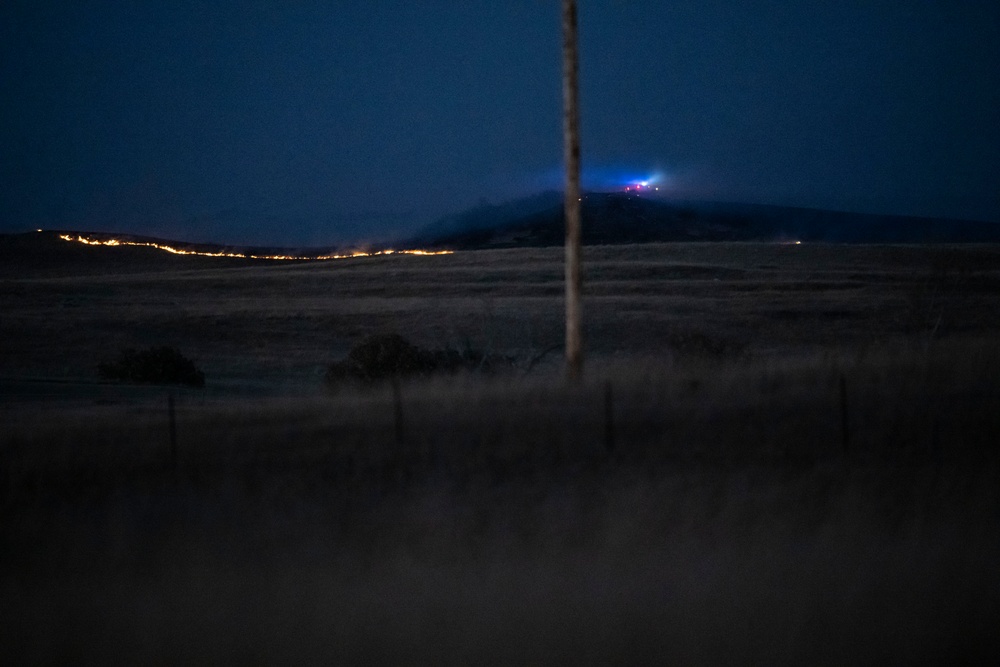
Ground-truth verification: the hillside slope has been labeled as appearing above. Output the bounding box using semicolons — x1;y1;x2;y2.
407;193;1000;248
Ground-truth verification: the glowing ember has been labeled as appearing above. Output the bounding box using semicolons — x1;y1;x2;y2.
57;234;453;261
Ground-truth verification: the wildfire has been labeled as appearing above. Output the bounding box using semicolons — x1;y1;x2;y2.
57;234;452;261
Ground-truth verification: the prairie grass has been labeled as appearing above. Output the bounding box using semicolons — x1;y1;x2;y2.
2;240;999;663
3;340;999;664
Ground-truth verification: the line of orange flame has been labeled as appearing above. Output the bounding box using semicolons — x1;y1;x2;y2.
57;234;452;261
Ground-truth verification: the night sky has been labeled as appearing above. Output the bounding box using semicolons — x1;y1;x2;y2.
3;1;998;246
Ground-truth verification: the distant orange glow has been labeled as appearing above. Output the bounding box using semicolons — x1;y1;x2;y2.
57;234;453;261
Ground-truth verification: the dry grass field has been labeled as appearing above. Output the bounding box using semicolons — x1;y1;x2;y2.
2;234;1000;664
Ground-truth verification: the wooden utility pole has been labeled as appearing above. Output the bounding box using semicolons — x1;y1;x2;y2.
563;0;583;380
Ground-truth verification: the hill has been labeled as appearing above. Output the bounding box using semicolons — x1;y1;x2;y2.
407;192;1000;249
5;193;999;277
0;231;262;278
0;231;411;279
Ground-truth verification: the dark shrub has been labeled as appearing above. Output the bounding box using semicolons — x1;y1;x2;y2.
325;334;514;385
666;331;746;358
425;346;513;374
336;333;426;382
99;346;205;387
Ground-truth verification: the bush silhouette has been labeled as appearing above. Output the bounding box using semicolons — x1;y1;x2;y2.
337;333;426;382
325;333;513;385
99;346;205;387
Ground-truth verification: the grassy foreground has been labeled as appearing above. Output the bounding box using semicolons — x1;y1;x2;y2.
2;239;999;663
3;342;999;664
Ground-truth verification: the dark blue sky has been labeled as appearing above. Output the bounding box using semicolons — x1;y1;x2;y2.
3;1;998;246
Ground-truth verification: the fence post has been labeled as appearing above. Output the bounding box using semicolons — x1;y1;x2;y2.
168;392;178;469
930;419;941;459
392;378;404;446
604;380;615;452
839;375;850;455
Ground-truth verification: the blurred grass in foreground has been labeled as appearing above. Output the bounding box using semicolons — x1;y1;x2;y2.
2;339;998;664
